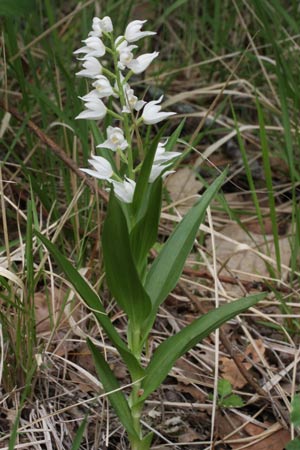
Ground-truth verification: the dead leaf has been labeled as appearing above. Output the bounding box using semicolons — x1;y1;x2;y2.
245;338;265;365
179;427;202;442
218;413;290;450
175;384;206;402
220;355;249;389
220;339;265;389
35;287;81;335
206;223;291;295
165;167;203;214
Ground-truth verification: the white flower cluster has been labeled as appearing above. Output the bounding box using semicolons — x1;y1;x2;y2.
75;17;178;203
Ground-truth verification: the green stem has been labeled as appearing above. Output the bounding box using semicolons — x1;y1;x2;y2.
127;323;146;449
129;378;145;449
110;36;134;179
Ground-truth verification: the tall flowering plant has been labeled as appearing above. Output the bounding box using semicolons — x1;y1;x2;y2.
37;17;263;450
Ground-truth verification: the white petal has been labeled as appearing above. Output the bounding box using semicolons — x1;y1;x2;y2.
75;98;107;120
154;141;181;163
127;52;158;74
80;168;112;180
76;57;102;78
96;127;128;151
149;165;174;183
134;99;146;111
89;156;113;177
142;96;176;124
111;178;136;203
97;139;116;151
125;20;156;43
100;16;113;33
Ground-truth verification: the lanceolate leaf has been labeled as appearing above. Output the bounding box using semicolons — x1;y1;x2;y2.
36;231;143;379
130;178;162;270
87;339;139;440
143;171;227;335
102;193;152;327
138;293;264;403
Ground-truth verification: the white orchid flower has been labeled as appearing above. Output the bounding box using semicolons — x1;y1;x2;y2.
97;126;128;152
74;36;106;58
148;141;180;182
75;93;107;120
88;17;102;37
125;20;156;43
142;96;176;124
100;16;113;33
127;51;159;74
80;155;113;180
154;140;181;163
92;75;115;98
122;86;146;113
89;16;113;37
76;57;103;79
149;165;175;183
115;37;137;70
111;177;136;203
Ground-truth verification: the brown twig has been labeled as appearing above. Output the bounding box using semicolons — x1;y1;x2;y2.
182;266;292;294
0;99;108;203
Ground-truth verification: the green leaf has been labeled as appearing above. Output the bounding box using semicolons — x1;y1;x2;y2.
35;231;143;379
87;339;139;440
132;136;161;218
218;379;232;398
102;193;152;327
291;394;300;427
143;171;227;337
130;178;162;270
286;439;300;450
220;394;244;408
138;293;264;403
132;119;184;219
140;432;154;450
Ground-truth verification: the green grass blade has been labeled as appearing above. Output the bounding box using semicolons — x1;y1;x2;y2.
71;416;88;450
165;119;186;152
256;99;281;275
